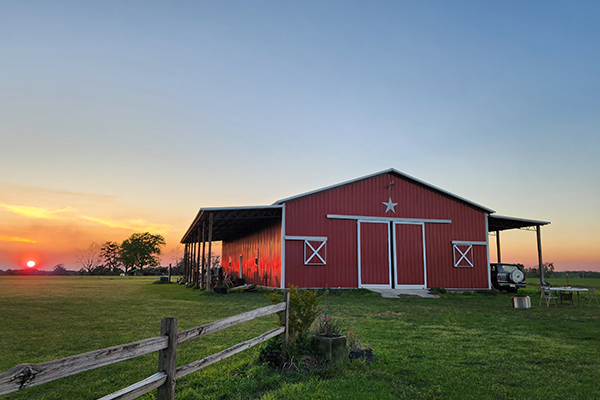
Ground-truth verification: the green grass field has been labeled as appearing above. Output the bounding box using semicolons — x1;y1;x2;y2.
1;276;599;400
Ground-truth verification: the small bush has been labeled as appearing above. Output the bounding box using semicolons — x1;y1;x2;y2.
266;285;326;346
263;285;328;368
313;291;343;337
259;337;283;367
428;287;446;295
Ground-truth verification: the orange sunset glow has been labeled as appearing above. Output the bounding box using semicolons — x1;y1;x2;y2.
0;187;597;273
0;186;185;271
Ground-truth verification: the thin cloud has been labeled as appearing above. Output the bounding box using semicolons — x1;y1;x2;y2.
80;215;171;234
0;182;116;201
0;203;76;219
0;236;37;243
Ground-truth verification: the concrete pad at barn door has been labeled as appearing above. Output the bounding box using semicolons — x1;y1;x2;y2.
370;288;439;298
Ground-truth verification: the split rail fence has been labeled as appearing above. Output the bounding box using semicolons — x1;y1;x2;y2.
0;293;289;400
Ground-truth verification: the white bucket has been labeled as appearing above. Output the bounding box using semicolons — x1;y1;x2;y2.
512;296;531;309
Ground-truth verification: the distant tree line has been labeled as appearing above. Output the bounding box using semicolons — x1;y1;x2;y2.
0;263;75;276
74;232;167;276
0;232;169;276
523;262;600;279
0;233;227;277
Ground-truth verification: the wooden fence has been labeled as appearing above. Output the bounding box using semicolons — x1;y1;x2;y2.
0;293;289;400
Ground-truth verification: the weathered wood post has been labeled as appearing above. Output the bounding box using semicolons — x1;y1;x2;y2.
201;221;206;289
281;290;290;362
195;226;201;288
183;244;188;283
495;230;501;263
190;243;195;284
206;213;214;291
537;225;544;285
193;239;198;286
157;318;178;400
187;243;192;284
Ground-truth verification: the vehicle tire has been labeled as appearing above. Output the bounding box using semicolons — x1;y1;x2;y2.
510;269;524;284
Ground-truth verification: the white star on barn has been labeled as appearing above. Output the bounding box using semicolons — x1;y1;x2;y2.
382;197;398;214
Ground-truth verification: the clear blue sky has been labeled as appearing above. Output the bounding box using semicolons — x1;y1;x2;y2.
1;1;599;270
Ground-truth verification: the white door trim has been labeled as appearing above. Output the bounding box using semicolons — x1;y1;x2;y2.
357;220;361;287
357;219;392;289
393;221;427;289
280;203;286;289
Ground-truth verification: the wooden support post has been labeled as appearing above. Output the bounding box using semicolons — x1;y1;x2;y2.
195;239;199;285
206;213;214;291
495;230;501;264
194;241;198;285
281;291;290;362
201;221;206;289
168;263;171;283
537;225;544;285
195;227;201;288
188;243;193;284
157;318;178;400
190;241;195;286
183;244;188;284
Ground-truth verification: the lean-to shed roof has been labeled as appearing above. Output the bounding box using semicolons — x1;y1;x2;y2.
181;206;282;244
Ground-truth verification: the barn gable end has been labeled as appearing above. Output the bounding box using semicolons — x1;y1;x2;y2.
280;170;490;289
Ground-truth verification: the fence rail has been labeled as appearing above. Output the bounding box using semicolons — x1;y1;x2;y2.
0;293;289;400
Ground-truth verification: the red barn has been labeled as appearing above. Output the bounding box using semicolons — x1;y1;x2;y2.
181;169;549;290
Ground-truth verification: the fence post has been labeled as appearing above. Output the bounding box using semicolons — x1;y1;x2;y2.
281;291;290;362
157;318;178;400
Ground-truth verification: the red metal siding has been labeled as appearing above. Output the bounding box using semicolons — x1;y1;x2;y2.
283;172;489;289
360;222;390;285
222;221;281;287
284;218;358;288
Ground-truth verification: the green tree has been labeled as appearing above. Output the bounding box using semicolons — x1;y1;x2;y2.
51;264;69;276
119;232;166;274
541;262;555;279
100;241;122;274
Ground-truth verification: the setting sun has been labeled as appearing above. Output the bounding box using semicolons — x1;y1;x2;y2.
26;260;36;268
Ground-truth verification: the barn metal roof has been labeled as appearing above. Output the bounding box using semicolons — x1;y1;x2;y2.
181;170;550;244
488;215;550;232
273;168;495;214
181;206;282;243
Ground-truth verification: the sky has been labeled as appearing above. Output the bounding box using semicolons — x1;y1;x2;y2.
1;1;599;271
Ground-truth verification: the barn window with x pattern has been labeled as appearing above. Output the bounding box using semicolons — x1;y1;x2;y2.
453;244;473;268
304;239;327;265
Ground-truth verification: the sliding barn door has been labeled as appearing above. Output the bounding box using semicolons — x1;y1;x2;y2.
393;222;426;288
358;221;391;288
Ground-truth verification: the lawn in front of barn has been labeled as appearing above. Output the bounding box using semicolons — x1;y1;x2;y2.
0;276;598;400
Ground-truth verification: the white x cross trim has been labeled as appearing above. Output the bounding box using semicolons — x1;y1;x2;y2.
305;240;326;265
455;245;473;267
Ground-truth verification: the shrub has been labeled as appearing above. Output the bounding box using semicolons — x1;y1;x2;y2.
313;291;343;337
267;285;327;345
428;287;446;295
313;314;344;337
258;337;282;367
263;285;328;367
